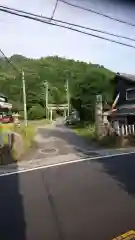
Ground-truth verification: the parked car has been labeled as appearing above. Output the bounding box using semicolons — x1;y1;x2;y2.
65;116;72;125
0;114;13;124
65;115;80;125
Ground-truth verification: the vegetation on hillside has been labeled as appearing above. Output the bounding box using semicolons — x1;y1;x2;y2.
0;55;115;121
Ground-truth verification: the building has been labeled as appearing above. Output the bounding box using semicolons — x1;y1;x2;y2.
109;73;135;125
106;73;135;136
0;93;12;115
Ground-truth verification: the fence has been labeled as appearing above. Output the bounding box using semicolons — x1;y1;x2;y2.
113;123;135;136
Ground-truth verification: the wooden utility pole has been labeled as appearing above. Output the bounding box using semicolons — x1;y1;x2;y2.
66;79;70;116
22;70;28;127
50;108;53;121
44;81;48;119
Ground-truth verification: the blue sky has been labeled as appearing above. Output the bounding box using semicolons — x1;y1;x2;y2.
0;0;135;73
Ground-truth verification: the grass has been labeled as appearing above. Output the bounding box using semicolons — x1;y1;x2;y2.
74;123;125;148
73;122;135;149
0;123;14;145
17;119;51;149
14;124;36;149
13;119;51;158
74;123;96;141
73;123;118;148
1;119;51;160
26;119;51;126
1;123;14;132
98;135;118;148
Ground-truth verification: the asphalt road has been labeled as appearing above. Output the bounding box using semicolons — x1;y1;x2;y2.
1;153;135;240
27;121;99;161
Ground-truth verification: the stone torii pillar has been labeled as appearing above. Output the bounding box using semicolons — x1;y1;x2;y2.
50;108;53;121
95;95;103;139
0;122;3;148
64;108;67;119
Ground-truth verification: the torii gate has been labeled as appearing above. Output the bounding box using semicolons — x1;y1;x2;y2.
47;104;69;121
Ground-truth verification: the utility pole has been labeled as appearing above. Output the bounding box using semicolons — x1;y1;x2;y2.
66;79;70;116
44;81;48;119
22;70;28;127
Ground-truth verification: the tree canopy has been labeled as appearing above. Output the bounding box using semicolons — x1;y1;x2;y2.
0;55;115;121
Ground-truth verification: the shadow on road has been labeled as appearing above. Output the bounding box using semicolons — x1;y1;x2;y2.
0;143;26;239
96;154;135;196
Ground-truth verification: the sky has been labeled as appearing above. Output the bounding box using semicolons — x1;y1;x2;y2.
0;0;135;73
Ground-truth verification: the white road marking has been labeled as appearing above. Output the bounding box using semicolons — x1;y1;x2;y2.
0;151;135;177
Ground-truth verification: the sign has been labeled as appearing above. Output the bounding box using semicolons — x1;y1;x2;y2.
112;230;135;240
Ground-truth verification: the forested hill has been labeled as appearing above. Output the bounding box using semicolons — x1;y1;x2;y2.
0;55;115;120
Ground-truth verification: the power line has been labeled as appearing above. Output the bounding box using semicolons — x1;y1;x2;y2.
0;49;22;106
0;48;20;73
1;5;135;42
0;50;28;124
49;0;59;22
59;0;135;27
0;6;135;49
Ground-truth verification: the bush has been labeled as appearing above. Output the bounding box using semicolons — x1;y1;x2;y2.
12;124;36;159
74;124;96;141
11;100;23;113
28;104;45;120
19;110;24;120
98;135;135;148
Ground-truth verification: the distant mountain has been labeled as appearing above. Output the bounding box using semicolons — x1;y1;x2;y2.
10;55;29;62
0;55;115;120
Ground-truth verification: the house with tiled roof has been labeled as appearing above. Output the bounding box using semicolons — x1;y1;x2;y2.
0;93;12;111
108;73;135;135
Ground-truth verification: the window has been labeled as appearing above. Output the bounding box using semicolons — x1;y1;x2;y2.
126;88;135;100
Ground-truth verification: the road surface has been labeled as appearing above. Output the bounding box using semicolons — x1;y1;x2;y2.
25;120;99;162
1;152;135;240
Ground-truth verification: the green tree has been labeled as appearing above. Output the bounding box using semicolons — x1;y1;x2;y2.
0;55;114;121
28;104;45;120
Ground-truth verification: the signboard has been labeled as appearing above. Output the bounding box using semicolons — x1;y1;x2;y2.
112;230;135;240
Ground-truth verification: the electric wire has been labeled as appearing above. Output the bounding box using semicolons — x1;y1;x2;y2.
0;6;135;49
0;4;135;42
59;0;135;27
49;0;59;22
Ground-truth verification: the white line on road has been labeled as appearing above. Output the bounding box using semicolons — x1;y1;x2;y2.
0;151;135;177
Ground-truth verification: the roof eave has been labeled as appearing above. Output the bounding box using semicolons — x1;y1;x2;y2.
116;73;135;83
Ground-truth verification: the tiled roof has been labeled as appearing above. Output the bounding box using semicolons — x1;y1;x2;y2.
110;105;135;116
117;72;135;82
0;93;7;98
